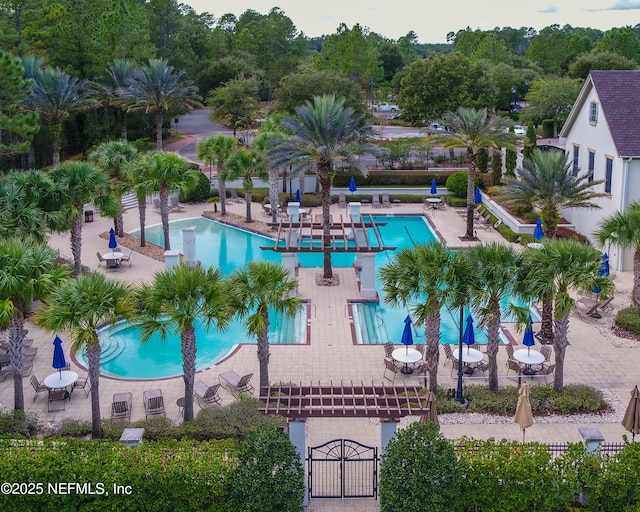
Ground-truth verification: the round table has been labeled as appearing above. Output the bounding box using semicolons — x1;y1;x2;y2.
44;370;78;390
176;397;185;416
391;347;422;374
103;252;123;268
426;198;441;209
453;347;484;375
513;349;545;375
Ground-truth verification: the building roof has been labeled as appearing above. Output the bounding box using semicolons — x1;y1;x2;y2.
561;70;640;158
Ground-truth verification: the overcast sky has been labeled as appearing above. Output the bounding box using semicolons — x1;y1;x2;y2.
183;0;640;43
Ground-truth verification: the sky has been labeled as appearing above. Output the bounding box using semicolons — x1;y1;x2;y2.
183;0;640;43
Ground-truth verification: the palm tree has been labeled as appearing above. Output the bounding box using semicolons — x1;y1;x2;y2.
94;58;137;141
0;238;69;411
269;95;375;279
225;147;268;223
23;65;93;166
33;273;133;438
433;107;516;240
195;135;237;216
133;151;200;250
89;141;139;236
133;265;231;421
49;162;115;275
228;261;302;394
519;239;611;392
503;149;606;239
463;243;522;391
122;59;202;150
126;159;157;248
594;202;640;312
380;242;453;392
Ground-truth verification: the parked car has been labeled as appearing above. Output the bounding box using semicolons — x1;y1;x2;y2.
513;124;526;136
426;123;450;135
373;102;400;112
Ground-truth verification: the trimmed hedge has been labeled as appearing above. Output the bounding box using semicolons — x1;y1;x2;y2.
615;307;640;336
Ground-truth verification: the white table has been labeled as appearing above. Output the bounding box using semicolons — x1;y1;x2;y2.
103;252;123;268
513;349;545;375
391;347;422;374
426;198;441;209
44;370;78;390
452;347;484;375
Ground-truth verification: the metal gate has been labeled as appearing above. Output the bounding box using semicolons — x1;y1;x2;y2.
308;439;378;498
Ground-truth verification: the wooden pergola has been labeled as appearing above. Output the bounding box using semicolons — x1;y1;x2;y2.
258;381;430;420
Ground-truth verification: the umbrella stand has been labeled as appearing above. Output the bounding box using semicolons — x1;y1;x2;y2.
522;428;526;443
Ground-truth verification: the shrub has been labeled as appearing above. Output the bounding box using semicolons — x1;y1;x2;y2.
180;170;211;202
445;195;467;208
615;307;640;336
0;410;37;437
541;119;554;138
229;424;304;512
101;418;130;440
445;172;469;197
589;441;640;510
48;419;92;438
496;222;520;243
477;148;488;173
130;417;178;441
380;422;462;512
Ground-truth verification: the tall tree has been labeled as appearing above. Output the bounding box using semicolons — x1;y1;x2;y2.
134;264;231;421
594;202;640;313
0;50;39;157
433;107;515;240
524;77;582;137
49;162;114;275
195;135;237;216
122;58;202;150
94;59;138;141
225;146;268;223
133;151;199;249
269;95;375;279
34;273;133;438
0;238;69;411
229;261;301;394
207;76;261;137
380;242;453;392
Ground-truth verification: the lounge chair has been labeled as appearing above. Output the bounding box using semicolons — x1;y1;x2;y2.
338;192;347;209
219;371;255;397
372;194;381;209
170;196;186;212
194;380;222;408
0;366;12;382
382;193;391;208
30;374;48;401
112;392;132;421
575;300;600;322
119;250;132;267
596;297;614;316
48;389;67;412
143;389;166;418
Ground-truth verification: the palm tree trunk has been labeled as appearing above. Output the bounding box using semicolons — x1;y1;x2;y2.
268;169;279;226
319;174;333;280
299;171;305;195
120;109;128;141
464;148;477;240
181;326;196;421
245;192;252;223
538;294;554;342
553;313;569;393
70;216;83;276
52;125;61;167
155;110;163;151
160;186;170;250
138;195;147;247
9;314;25;411
218;177;227;216
86;341;102;439
486;302;501;391
257;307;270;396
425;311;441;392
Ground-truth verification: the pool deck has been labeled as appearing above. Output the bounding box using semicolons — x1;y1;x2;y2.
2;196;638;510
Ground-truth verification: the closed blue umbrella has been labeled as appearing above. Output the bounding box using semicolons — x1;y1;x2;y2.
474;187;482;204
599;253;610;276
108;228;118;250
295;189;301;203
462;315;475;354
52;335;66;376
533;219;544;240
430;178;437;195
401;315;414;354
349;176;357;194
523;317;535;355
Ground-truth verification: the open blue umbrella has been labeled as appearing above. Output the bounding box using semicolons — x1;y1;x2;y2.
349;176;357;194
522;317;535;355
295;189;301;203
599;253;610;276
430;178;437;195
52;335;67;376
533;219;544;240
462;315;475;353
474;187;482;204
108;228;118;250
401;315;414;353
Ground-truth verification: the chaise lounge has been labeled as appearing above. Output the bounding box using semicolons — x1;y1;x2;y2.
219;371;255;397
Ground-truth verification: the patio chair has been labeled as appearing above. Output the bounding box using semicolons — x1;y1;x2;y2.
194;380;222;408
219;371;255;397
382;193;391;208
506;359;523;377
372;194;381;209
30;374;48;401
540;345;552;364
112;392;132;421
338;192;347;209
48;388;67;412
143;389;166;419
505;344;515;360
536;363;555;385
96;252;107;267
0;365;12;382
443;344;456;367
169;196;186;212
153;198;161;213
474;360;490;376
383;342;395;359
119;250;133;267
74;376;90;397
383;358;401;383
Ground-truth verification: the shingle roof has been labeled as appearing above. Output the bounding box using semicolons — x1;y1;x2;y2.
591;70;640;157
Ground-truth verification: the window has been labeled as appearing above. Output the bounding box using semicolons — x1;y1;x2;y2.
605;157;613;193
588;151;595;183
590;102;599;124
572;145;579;175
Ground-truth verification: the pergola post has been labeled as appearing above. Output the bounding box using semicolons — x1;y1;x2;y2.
181;226;197;266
